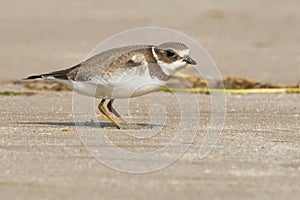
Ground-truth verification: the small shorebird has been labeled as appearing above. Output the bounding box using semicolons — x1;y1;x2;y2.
25;42;197;129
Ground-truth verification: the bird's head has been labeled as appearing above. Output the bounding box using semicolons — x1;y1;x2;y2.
152;42;197;75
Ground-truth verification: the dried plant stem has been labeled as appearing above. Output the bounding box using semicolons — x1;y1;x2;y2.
160;87;300;94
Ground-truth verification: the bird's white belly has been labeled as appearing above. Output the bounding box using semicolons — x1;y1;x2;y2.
72;69;165;99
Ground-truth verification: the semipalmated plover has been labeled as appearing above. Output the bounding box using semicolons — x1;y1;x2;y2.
25;42;197;129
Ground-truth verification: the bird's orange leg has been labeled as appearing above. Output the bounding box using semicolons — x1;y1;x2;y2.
98;99;122;129
107;99;130;126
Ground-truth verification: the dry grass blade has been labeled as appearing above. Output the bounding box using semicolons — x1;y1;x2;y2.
0;91;35;96
160;87;300;94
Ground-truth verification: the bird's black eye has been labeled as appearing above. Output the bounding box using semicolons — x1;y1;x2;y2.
166;49;175;58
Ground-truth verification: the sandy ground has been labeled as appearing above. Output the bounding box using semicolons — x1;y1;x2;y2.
0;0;300;199
0;83;299;199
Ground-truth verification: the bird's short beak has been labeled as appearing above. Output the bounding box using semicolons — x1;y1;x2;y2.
183;56;197;65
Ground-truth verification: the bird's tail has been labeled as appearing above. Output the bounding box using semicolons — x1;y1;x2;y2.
24;74;47;80
23;64;80;80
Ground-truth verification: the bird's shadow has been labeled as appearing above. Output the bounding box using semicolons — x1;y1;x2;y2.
18;121;162;129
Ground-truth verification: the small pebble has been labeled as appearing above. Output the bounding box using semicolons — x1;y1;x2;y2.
61;127;69;132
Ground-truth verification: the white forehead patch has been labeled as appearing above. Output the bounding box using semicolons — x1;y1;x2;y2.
178;49;189;57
